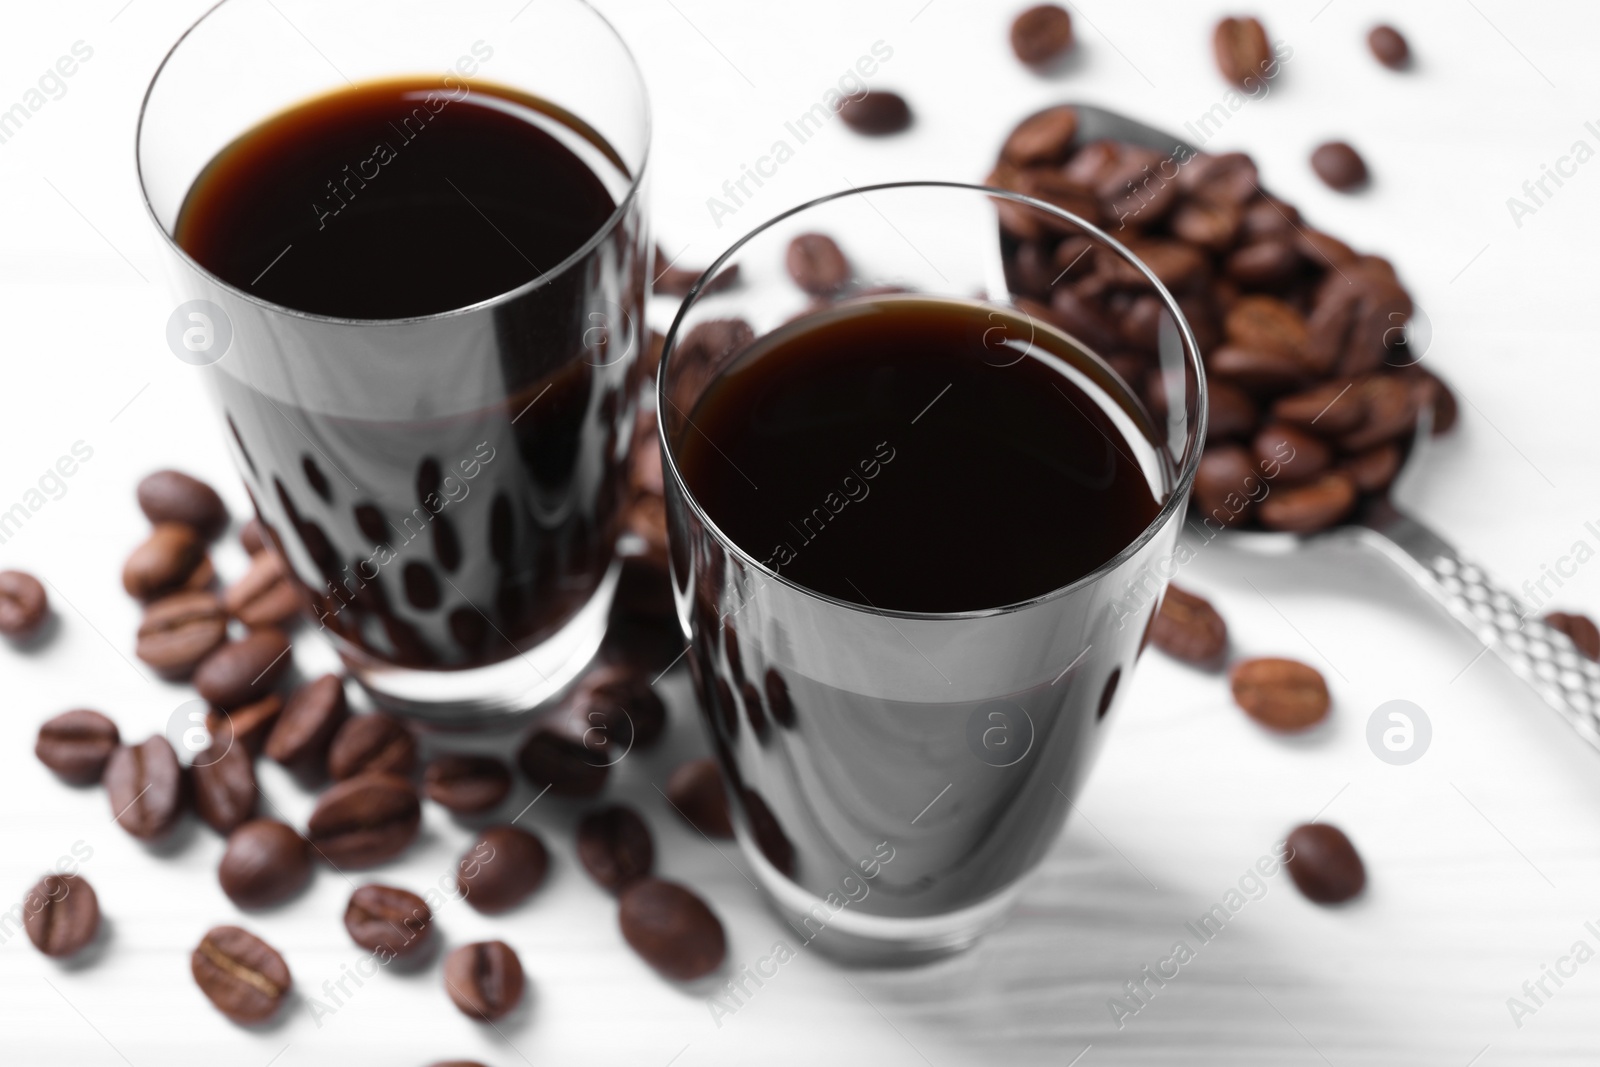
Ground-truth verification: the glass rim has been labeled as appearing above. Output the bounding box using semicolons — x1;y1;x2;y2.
656;179;1210;623
133;0;652;328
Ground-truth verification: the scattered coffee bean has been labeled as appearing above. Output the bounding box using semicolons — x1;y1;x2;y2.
192;925;291;1024
665;757;733;838
1213;16;1273;87
458;825;549;913
224;549;301;629
307;773;421;867
1367;24;1409;69
122;523;207;600
137;470;228;540
23;873;99;958
1011;4;1074;66
1000;105;1078;168
423;754;512;815
1257;470;1358;533
1254;423;1332;485
0;569;49;638
443;941;524;1021
136;591;228;680
1151;584;1228;666
105;736;184;839
239;517;268;555
208;693;283;756
1285;823;1366;903
194;628;292;709
327;713;416;781
219;819;311;908
1311;141;1368;191
577;805;655;893
517;717;610;797
35;709;120;784
345;883;432;958
1230;657;1330;731
192;738;258;834
786;233;850;295
1342;442;1401;493
619;878;726;981
839;91;911;135
1272;379;1366;435
265;674;349;770
1545;611;1600;661
1192;445;1260;527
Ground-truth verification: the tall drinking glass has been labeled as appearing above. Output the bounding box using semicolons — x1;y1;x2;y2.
658;183;1206;963
137;0;650;722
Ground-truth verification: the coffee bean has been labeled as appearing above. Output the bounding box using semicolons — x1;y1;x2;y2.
423;754;512;815
1000;104;1078;167
1192;444;1260;527
1213;16;1273;87
517;705;611;797
208;693;283;756
1257;471;1357;533
345;883;432;958
1253;423;1332;485
123;523;207;600
1207;344;1306;396
1011;4;1074;65
138;470;228;540
839;90;911;135
1171;199;1243;251
224;549;301;629
443;941;524;1021
1206;381;1259;441
1295;227;1358;268
1226;239;1301;288
1271;379;1366;435
0;569;49;638
220;819;311;908
1230;657;1330;731
1343;442;1401;493
23;873;99;958
1151;584;1228;666
1285;823;1366;903
458;825;548;913
665;758;733;838
327;713;416;781
35;709;119;784
194;628;292;709
105;736;185;840
136;591;227;680
240;518;268;555
192;738;257;834
1367;24;1409;69
619;878;726;981
1179;151;1259;207
307;773;420;868
1545;611;1600;661
1340;376;1419;452
265;674;349;770
1225;296;1309;363
1095;150;1180;227
1311;141;1368;191
786;233;850;295
577;805;655;893
192;925;291;1024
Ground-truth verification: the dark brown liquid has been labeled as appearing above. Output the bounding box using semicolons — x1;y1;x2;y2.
677;296;1163;612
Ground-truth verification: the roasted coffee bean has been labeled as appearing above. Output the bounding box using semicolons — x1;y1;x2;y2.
1011;4;1074;65
239;517;268;555
1095;150;1180;227
1192;444;1260;527
785;233;850;295
1367;25;1409;69
1257;471;1357;533
35;709;120;784
577;664;668;749
840;90;911;135
194;628;292;709
306;773;422;868
1341;376;1419;451
264;674;348;770
1545;611;1600;661
224;549;301;629
1171;199;1243;251
1296;227;1358;268
1271;379;1366;435
1225;296;1309;362
443;941;524;1021
138;470;228;540
192;738;257;834
208;693;283;756
1225;239;1301;288
1048;287;1122;352
136;591;228;679
1104;239;1207;292
1311;141;1368;191
105;736;184;840
619;878;726;981
0;569;49;638
1343;443;1401;493
1206;381;1258;441
1239;195;1300;241
192;925;291;1024
1285;823;1366;903
1207;344;1305;396
424;754;512;814
516;693;613;797
123;523;207;600
1253;423;1331;485
345;883;432;958
1180;151;1259;207
665;757;733;838
458;825;548;913
990;165;1100;240
1151;584;1228;666
219;819;311;908
327;713;416;781
1000;104;1078;167
23;873;99;958
1230;657;1330;731
1213;16;1273;87
577;805;654;893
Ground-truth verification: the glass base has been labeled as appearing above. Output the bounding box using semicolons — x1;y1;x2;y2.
337;559;621;727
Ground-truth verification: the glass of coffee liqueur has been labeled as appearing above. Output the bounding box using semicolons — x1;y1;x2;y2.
137;0;649;720
658;182;1206;963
